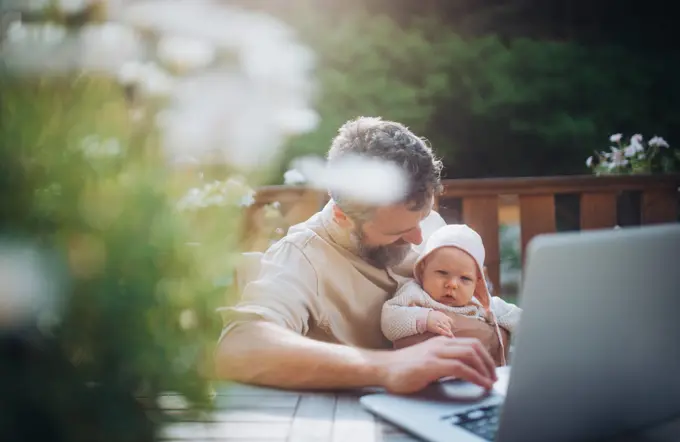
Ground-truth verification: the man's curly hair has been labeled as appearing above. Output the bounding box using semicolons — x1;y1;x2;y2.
327;116;443;221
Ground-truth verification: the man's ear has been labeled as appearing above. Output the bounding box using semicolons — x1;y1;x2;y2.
331;203;353;228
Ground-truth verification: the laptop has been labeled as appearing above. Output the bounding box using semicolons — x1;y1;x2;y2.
360;223;680;442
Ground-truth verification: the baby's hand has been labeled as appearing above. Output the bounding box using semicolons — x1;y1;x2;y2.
426;311;455;337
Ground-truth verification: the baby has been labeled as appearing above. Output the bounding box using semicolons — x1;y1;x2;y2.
381;224;522;366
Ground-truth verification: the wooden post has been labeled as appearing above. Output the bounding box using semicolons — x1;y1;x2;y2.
462;196;501;295
519;195;556;263
641;190;678;225
580;192;618;230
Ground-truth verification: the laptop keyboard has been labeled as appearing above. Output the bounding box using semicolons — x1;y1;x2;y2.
440;404;501;441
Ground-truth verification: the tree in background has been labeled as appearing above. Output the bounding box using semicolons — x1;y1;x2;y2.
247;1;680;180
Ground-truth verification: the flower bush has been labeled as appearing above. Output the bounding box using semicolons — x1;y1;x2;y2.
1;1;317;440
586;133;680;175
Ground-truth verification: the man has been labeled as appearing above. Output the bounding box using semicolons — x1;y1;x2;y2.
215;117;497;393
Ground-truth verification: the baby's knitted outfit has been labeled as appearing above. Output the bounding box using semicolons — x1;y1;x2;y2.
381;279;522;342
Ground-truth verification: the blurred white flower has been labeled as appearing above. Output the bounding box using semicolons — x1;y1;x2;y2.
58;0;91;14
648;136;669;148
1;21;79;73
120;0;317;168
176;177;255;212
608;147;628;168
275;108;320;135
239;39;315;92
117;61;144;85
0;239;61;328
116;61;176;98
80;136;122;158
283;168;306;185
6;21;67;44
239;194;256;207
137;62;175;97
293;155;408;206
157;392;189;410
623;145;637;157
179;309;197;330
159;71;291;168
629;133;644;153
157;35;216;72
79;22;144;73
609;133;622;143
585;156;594;167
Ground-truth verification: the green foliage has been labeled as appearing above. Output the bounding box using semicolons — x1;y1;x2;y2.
273;8;679;179
280;11;451;169
1;74;246;439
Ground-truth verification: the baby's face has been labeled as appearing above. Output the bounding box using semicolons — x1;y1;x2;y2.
420;246;478;307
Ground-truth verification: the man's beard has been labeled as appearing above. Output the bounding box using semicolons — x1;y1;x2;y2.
351;227;412;269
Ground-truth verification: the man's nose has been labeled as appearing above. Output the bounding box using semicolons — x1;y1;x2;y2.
402;226;423;245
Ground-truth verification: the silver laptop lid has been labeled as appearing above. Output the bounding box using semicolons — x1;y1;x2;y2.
497;223;680;442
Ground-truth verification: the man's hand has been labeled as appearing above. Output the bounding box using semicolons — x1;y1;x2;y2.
379;336;497;394
426;311;455;337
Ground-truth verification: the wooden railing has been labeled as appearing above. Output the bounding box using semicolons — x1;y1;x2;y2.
244;174;680;294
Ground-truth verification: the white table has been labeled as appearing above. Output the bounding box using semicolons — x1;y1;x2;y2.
154;381;680;442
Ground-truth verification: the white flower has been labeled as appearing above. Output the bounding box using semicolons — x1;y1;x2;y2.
179;309;197;330
609;147;628;167
157;35;216;72
609;133;622;143
137;62;175;98
157;392;189;410
80;136;122;158
79;22;144;74
120;1;316;169
117;61;143;86
176;177;256;211
283;168;306;185
6;21;67;44
585;156;594;167
275;108;320;135
0;239;62;327
623;145;637;158
117;61;176;97
629;134;644;153
648;136;669;148
1;21;78;74
239;194;256;207
293;155;408;206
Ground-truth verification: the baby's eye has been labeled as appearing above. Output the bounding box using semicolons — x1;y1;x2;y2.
436;270;448;276
461;276;473;282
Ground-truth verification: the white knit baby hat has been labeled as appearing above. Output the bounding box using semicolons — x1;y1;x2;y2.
413;224;491;310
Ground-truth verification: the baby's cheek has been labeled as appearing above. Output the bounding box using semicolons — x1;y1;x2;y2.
421;277;437;297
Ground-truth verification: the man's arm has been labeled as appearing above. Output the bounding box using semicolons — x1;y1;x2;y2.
215;320;498;393
215;321;385;389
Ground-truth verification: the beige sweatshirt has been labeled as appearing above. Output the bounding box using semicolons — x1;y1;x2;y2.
218;201;447;349
381;279;522;342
